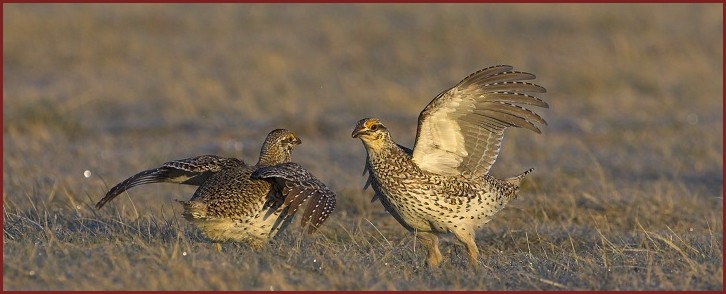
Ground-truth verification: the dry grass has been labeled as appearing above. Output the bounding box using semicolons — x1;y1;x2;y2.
3;3;723;290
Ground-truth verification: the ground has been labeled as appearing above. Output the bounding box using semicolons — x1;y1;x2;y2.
3;3;723;290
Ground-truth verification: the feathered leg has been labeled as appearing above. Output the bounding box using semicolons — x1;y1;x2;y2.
451;227;480;268
417;231;443;267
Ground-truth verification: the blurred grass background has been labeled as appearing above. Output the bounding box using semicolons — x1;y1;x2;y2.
3;3;723;290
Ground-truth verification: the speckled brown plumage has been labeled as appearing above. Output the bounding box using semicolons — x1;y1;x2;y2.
352;65;548;267
251;162;336;234
97;129;336;249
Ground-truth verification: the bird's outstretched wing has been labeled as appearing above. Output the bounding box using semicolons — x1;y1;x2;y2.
96;155;245;209
251;162;336;234
411;65;548;176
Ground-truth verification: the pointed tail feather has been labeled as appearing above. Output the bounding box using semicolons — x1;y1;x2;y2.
504;168;534;186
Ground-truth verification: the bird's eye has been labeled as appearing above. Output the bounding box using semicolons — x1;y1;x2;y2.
370;124;379;131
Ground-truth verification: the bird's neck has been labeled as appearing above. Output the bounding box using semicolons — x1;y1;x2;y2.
363;137;396;158
366;140;412;167
257;146;291;167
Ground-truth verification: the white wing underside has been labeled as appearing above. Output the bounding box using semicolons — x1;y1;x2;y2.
411;65;549;176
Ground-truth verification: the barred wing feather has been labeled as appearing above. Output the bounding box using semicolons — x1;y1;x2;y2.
96;155;245;209
411;65;548;176
251;162;336;234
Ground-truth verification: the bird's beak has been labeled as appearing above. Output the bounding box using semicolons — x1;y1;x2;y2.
352;127;366;138
293;136;302;145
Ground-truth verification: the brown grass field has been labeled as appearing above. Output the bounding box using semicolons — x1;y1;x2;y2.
3;3;723;290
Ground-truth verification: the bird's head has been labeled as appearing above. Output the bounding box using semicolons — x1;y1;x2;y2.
269;128;302;152
352;118;392;151
259;129;302;165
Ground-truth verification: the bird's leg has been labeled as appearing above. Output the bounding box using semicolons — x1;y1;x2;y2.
417;231;443;267
451;228;479;268
213;242;222;252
